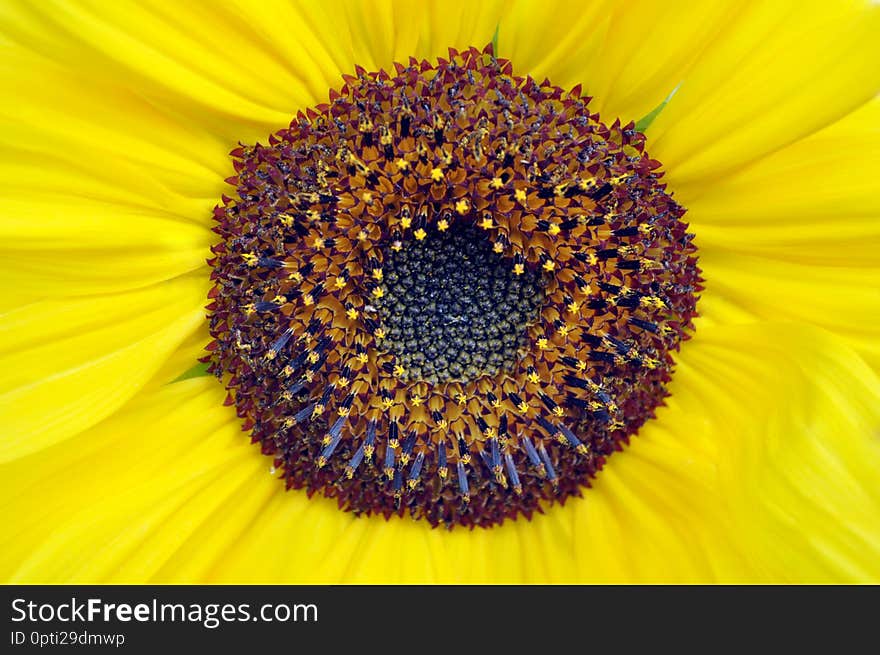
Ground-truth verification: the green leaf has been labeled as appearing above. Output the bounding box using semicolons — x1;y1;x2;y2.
491;23;500;56
171;361;211;383
634;83;681;133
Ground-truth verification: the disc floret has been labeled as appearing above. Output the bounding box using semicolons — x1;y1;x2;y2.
206;45;700;528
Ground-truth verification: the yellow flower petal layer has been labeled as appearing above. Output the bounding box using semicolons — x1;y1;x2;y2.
688;99;880;370
650;0;880;189
676;325;880;582
0;274;208;462
0;51;220;297
501;0;736;124
2;0;505;146
3;323;877;583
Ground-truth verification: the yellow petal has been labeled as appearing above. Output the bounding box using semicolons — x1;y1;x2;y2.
684;99;880;264
683;98;880;369
2;0;505;146
650;0;880;189
501;0;737;123
675;324;880;582
0;274;208;462
0;378;252;582
0;195;213;297
0;49;220;296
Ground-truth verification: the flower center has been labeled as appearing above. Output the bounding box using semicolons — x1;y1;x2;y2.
374;223;544;384
205;45;700;529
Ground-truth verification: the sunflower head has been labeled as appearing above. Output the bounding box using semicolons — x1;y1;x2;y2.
206;45;700;528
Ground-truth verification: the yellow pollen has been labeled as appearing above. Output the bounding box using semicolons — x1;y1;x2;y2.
513;263;525;275
490;177;504;189
527;371;540;384
371;268;384;281
578;177;596;190
514;188;527;204
400;216;412;229
548;223;561;236
362;191;373;204
395;158;409;170
640;295;666;309
346;307;359;320
334;277;347;289
437;218;449;231
313;237;325;249
372;287;384;299
242;252;258;266
375;328;386;339
430;167;444;181
455;199;469;215
393;364;406;377
542;259;556;271
517;401;530;413
414;228;427;240
536;337;549;350
480;216;494;230
278;213;294;227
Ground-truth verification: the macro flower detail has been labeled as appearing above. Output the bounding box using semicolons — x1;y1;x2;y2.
206;46;700;527
5;0;879;585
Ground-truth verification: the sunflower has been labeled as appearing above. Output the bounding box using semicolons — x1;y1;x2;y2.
1;0;879;583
